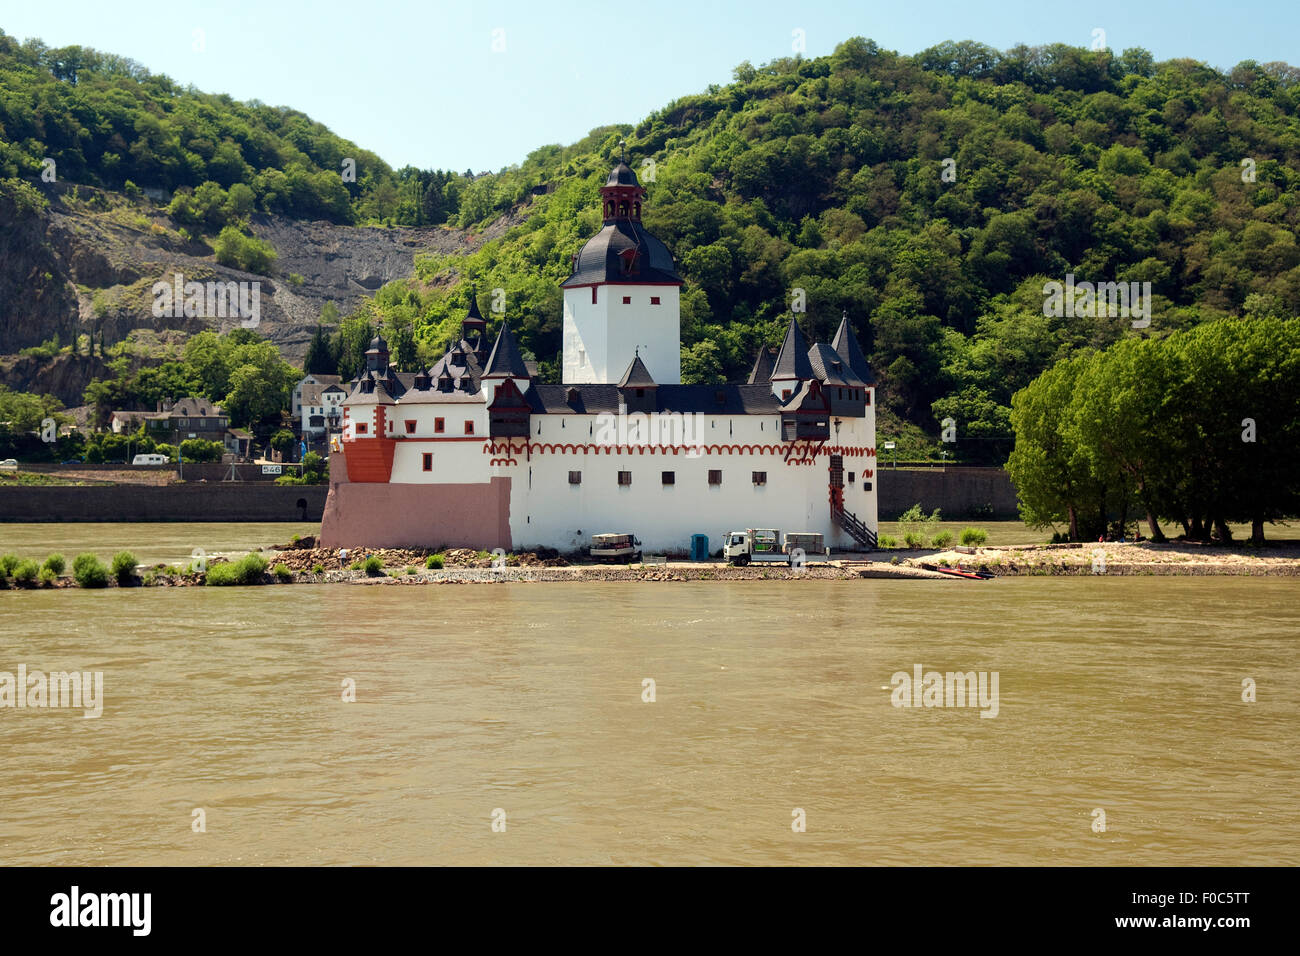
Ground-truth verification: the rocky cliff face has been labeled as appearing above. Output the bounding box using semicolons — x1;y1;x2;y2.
0;184;505;366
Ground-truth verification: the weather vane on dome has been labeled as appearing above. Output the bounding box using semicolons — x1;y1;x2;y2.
619;139;627;164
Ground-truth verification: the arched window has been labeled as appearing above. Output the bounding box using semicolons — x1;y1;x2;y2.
633;201;641;218
618;201;628;216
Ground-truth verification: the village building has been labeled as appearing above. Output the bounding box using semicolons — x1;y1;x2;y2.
109;397;252;459
320;158;878;554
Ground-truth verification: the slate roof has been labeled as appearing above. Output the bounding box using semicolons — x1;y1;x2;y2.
169;397;223;418
527;384;782;416
771;317;813;380
617;354;656;388
561;220;682;287
747;347;776;384
483;320;531;378
807;343;867;388
831;312;875;386
605;162;642;188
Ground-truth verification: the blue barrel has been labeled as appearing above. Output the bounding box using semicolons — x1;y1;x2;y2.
690;534;709;562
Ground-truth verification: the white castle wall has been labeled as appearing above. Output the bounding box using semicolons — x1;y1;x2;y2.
494;411;876;555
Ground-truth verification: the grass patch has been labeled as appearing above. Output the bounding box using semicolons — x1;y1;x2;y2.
205;553;268;586
72;552;109;588
110;550;138;585
426;553;445;570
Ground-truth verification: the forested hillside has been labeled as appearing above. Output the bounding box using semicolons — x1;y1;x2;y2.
343;38;1300;458
4;32;1299;459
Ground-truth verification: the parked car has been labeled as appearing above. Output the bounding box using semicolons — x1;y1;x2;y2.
0;458;18;472
132;453;171;466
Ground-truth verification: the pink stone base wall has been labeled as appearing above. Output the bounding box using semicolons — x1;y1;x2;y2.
320;452;511;550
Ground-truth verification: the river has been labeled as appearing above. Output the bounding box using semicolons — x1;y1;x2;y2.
1;566;1295;865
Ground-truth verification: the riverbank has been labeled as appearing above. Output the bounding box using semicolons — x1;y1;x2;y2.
4;536;1299;590
918;540;1300;576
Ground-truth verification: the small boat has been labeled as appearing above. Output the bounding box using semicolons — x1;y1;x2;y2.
935;566;994;580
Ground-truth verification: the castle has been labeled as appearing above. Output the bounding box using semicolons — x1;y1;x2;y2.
319;158;878;554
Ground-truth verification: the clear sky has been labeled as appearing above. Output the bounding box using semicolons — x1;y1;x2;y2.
4;0;1297;173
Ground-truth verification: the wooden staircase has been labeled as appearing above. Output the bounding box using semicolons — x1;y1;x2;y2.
833;505;877;550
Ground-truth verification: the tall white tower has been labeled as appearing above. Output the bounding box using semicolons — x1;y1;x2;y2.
561;154;683;384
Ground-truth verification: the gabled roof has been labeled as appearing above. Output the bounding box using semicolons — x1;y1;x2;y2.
482;319;530;379
807;343;866;388
346;381;395;405
747;347;776;384
831;312;875;386
771;317;813;380
617;353;656;388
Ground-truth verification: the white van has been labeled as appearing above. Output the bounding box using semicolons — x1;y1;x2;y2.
132;453;170;466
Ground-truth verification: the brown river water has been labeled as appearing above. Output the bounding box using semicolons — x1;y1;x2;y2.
0;524;1297;865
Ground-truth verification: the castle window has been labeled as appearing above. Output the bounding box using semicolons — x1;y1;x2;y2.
617;471;632;486
650;296;660;305
464;420;475;435
634;202;641;218
422;453;432;472
865;391;871;405
864;481;872;492
591;287;597;305
708;470;722;486
661;471;675;485
356;423;368;434
848;472;855;484
752;471;767;486
405;420;416;434
434;418;445;433
635;388;645;398
569;471;582;485
622;296;631;304
782;389;792;400
618;201;628;216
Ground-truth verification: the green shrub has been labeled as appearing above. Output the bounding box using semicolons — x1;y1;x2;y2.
903;531;927;549
290;534;301;545
0;553;18;576
13;558;40;585
205;553;268;586
273;562;292;582
110;550;138;585
349;560;362;571
39;566;57;586
960;527;989;547
876;534;898;549
42;553;66;575
213;225;277;274
72;552;109;588
931;531;954;548
312;563;324;574
363;555;383;575
426;554;445;570
404;566;415;575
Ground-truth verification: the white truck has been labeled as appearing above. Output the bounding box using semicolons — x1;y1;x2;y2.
723;529;829;567
590;533;642;564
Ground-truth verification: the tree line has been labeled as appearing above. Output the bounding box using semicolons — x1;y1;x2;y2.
1006;317;1300;543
